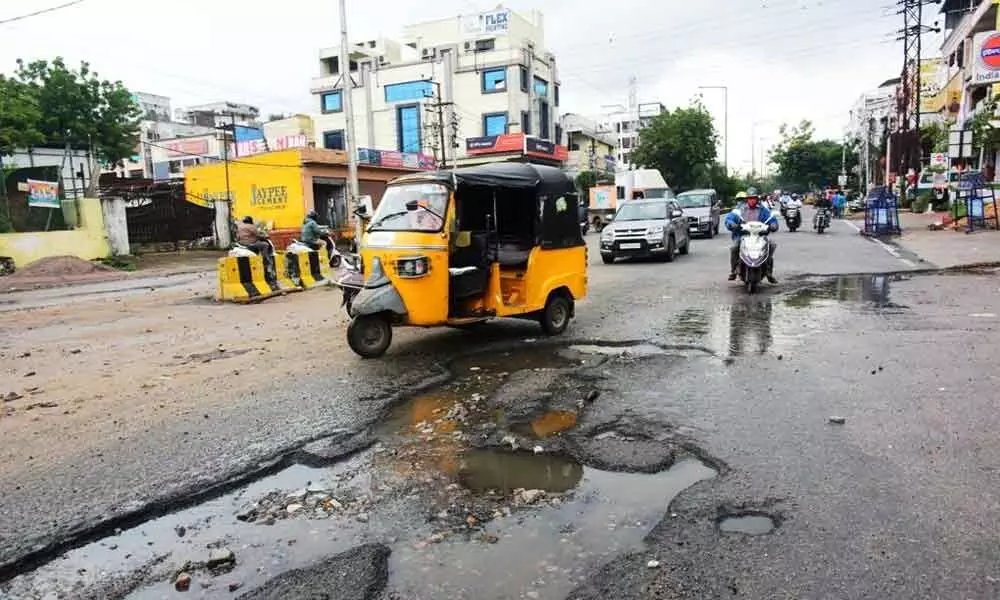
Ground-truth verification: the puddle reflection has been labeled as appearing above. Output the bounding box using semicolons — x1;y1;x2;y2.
785;274;903;309
458;450;584;494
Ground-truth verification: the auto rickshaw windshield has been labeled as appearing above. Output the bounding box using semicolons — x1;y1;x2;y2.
368;182;449;232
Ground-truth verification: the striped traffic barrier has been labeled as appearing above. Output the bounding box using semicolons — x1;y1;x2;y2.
216;255;292;303
283;250;331;289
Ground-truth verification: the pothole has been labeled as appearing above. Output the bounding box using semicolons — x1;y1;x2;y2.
4;341;718;600
569;343;668;357
718;513;776;536
457;449;583;494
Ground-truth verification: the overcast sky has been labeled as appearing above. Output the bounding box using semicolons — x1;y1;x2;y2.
1;0;929;173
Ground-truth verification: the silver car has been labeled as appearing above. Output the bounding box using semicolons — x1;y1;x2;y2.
675;189;721;238
599;199;691;264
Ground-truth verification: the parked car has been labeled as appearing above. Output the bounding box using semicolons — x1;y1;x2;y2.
675;188;721;238
599;198;690;264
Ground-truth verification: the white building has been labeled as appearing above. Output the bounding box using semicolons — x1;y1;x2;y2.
132;92;171;122
600;102;665;168
175;102;261;128
310;6;561;165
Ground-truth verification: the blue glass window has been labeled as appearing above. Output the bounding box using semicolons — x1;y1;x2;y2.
533;76;548;97
321;91;342;113
481;68;507;93
323;130;344;150
397;105;421;153
385;81;433;103
483;113;508;136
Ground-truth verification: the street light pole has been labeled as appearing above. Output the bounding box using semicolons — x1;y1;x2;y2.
698;85;728;176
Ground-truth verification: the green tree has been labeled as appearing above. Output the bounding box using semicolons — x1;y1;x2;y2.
0;75;45;232
770;120;857;190
630;102;718;191
575;170;598;195
920;121;949;156
13;57;141;165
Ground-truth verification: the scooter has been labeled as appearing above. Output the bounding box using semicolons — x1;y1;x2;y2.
737;221;771;294
813;206;830;234
331;248;364;314
784;204;802;232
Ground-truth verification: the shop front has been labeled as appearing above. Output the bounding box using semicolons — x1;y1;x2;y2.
184;147;430;248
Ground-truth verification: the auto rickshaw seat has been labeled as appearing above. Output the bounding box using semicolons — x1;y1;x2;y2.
497;242;531;268
449;233;489;300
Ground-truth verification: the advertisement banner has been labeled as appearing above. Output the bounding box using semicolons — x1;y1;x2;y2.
972;31;1000;86
919;58;944;113
466;133;525;155
356;148;435;170
27;179;60;208
164;138;210;158
460;9;509;38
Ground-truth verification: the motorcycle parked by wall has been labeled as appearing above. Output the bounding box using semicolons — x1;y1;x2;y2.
737;221;771;294
813;206;831;234
784;203;802;232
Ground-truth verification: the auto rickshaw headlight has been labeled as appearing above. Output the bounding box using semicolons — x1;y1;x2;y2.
396;256;430;278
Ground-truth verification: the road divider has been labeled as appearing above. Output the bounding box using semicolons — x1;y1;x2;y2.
282;249;331;289
216;250;335;303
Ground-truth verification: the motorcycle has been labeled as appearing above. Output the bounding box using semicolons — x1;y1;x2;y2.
813;206;830;234
737;221;771;294
784;204;801;232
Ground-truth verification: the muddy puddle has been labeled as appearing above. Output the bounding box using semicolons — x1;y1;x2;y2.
3;342;719;600
718;514;776;536
666;274;908;357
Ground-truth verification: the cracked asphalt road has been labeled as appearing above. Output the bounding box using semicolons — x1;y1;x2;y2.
5;212;1000;598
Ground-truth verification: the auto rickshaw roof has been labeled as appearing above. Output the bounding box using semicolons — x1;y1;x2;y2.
390;162;575;197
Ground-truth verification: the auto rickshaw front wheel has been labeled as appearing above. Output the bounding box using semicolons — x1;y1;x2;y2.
540;293;573;336
347;314;393;358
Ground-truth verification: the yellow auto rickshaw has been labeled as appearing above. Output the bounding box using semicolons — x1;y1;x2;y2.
345;163;588;358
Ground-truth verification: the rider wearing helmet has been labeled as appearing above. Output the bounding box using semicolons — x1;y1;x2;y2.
301;209;336;261
724;192;779;283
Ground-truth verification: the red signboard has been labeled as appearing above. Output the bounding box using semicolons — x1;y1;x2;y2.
465;133;567;161
164;138;210;157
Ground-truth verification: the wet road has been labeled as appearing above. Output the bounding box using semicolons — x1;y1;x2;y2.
5;213;1000;599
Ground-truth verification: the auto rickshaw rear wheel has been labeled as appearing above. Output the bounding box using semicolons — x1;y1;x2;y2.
347;314;392;358
540;293;572;335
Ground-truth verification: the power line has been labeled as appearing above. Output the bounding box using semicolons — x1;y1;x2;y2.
0;0;86;26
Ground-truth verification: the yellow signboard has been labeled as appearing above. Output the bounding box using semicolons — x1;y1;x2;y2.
919;58;944;113
184;150;306;229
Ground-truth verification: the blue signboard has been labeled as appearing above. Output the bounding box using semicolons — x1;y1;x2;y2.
234;126;264;143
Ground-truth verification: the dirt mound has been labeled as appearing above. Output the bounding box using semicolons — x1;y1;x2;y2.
0;255;124;292
12;256;116;278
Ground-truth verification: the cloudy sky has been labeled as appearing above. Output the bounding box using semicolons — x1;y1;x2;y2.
0;0;933;173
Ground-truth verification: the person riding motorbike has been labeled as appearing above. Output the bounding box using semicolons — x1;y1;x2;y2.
726;192;779;283
301;210;336;261
235;216;274;260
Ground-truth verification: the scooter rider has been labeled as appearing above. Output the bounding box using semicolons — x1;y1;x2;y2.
726;192;779;283
301;210;336;262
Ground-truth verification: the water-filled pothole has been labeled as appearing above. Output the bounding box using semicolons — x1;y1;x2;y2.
718;513;776;535
458;449;583;494
4;341;716;599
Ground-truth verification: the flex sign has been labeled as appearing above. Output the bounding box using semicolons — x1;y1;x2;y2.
972;31;1000;85
461;9;509;38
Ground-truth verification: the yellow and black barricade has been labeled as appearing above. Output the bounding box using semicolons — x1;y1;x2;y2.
217;255;294;303
283;250;330;289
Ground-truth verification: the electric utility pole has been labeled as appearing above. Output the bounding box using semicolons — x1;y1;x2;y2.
894;0;940;180
424;82;453;168
338;0;360;206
